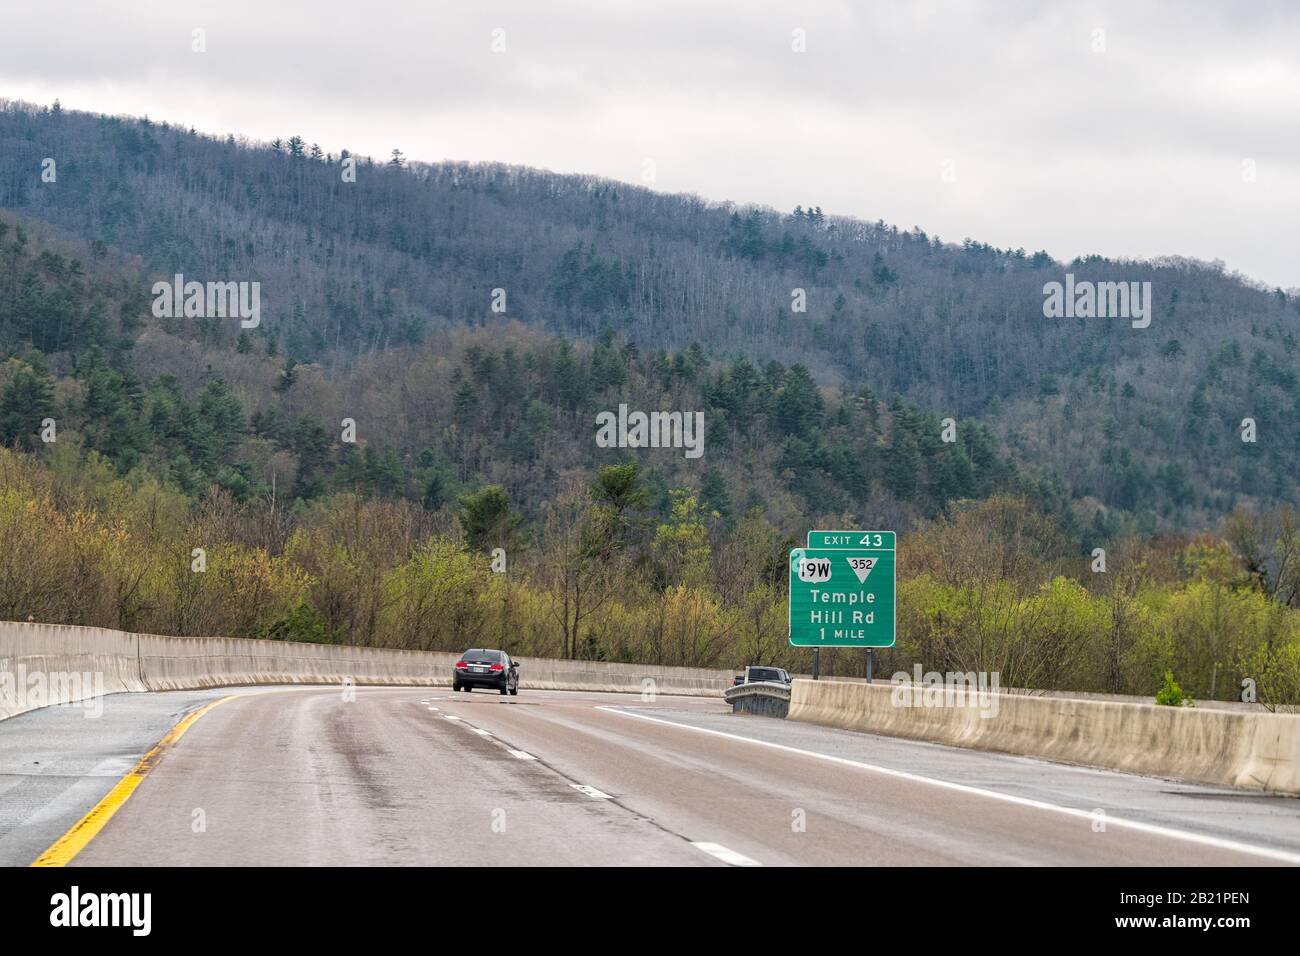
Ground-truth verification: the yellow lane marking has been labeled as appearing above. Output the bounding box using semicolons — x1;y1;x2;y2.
31;695;237;867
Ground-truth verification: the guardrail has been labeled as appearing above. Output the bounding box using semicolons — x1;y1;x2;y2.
724;681;792;717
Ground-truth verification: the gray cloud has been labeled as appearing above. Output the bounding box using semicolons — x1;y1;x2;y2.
2;0;1297;286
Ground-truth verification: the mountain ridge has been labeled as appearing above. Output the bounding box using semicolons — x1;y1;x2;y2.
1;97;1298;533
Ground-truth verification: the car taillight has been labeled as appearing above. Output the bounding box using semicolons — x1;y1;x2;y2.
489;663;504;671
455;661;468;669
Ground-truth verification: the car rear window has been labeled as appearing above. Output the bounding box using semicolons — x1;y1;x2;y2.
748;668;781;681
462;649;501;662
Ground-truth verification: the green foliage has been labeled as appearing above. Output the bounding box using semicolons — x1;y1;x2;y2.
1155;670;1188;707
2;443;1300;690
0;357;54;450
261;601;334;643
653;490;712;591
380;538;486;651
457;485;517;552
549;243;631;312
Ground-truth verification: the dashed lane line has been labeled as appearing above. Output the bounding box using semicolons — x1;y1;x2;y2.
691;842;763;867
570;784;613;800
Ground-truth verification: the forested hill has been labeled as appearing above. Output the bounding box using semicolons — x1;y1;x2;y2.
0;207;1025;535
1;97;1298;534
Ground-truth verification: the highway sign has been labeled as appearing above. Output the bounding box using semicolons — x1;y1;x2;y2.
807;530;895;550
789;533;896;648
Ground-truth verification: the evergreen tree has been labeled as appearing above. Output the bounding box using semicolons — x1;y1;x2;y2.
700;467;732;520
773;364;824;435
453;378;479;427
0;361;54;451
458;485;516;551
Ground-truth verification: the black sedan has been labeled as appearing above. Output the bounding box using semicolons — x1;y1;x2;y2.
453;648;520;695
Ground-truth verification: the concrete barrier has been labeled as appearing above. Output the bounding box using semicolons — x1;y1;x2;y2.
0;622;144;720
516;657;730;696
788;679;1300;795
138;636;463;691
0;620;731;720
139;636;731;696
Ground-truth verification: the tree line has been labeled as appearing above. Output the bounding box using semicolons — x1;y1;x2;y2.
1;444;1295;707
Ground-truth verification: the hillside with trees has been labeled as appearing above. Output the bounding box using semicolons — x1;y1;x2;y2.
2;99;1296;533
1;98;1299;702
0;208;1028;534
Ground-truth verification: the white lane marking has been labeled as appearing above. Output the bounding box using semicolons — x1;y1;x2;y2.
692;842;762;867
443;715;465;722
570;784;612;799
472;728;493;737
426;706;440;711
596;707;1300;866
508;750;537;760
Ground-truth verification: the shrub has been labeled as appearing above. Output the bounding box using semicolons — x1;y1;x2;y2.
1155;670;1189;707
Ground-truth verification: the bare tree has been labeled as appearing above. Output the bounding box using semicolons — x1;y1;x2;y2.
539;480;625;659
1225;506;1300;607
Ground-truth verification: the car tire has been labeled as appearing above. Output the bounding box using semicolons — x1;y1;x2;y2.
499;684;508;695
463;685;471;693
509;685;519;696
453;683;461;692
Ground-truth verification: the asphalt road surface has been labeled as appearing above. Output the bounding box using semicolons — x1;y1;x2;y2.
3;686;1299;866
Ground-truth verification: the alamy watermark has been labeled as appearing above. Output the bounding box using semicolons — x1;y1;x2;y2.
1043;273;1151;329
595;404;704;459
152;274;261;328
50;886;151;936
890;665;1001;718
1;665;104;718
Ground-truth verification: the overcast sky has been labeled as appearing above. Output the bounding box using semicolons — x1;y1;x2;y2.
3;0;1298;287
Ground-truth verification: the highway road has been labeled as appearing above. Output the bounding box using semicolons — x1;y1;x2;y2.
3;686;1300;866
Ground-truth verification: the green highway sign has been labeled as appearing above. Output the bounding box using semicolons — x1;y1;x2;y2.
789;533;896;648
807;530;895;550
